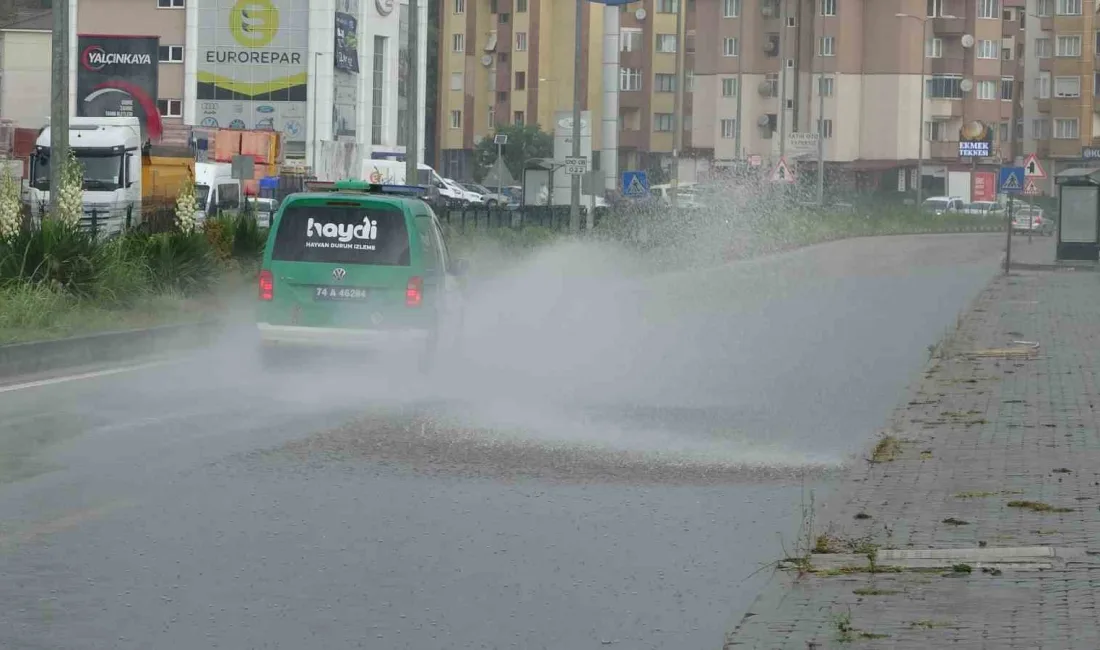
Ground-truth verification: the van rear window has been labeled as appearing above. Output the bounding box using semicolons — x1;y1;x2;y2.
272;204;411;266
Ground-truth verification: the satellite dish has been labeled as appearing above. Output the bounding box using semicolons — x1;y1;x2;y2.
959;78;974;92
481;54;493;67
756;115;770;127
961;34;975;48
635;8;646;20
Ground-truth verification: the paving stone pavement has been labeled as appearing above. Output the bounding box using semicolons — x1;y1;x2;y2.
723;266;1100;649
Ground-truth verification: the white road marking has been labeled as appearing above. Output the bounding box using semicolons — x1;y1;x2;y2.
0;360;173;394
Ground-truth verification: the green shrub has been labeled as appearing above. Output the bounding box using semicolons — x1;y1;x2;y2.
134;230;217;296
0;221;100;296
203;215;235;262
231;212;267;261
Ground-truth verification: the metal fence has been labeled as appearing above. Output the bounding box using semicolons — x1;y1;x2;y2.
436;205;608;232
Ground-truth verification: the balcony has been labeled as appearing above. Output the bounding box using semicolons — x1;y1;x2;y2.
1036;98;1051;113
932;16;966;35
928;99;964;117
1039;16;1054;31
1035;140;1050;157
929;141;961;159
1050;138;1083;158
928;57;965;75
1039;57;1053;72
1002;20;1020;37
1093;99;1100;114
618;128;646;149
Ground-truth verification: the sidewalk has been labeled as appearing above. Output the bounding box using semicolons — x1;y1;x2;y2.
723;244;1100;648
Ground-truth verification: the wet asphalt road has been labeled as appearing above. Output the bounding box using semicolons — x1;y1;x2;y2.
0;234;1006;649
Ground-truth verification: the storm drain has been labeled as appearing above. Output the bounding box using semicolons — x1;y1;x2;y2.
811;546;1094;573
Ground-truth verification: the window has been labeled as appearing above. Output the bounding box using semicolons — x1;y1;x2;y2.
514;71;526;90
453;0;464;12
927;74;963;99
487;106;495;129
157;99;182;117
621;29;642;52
720;119;737;138
978;0;998;18
157;0;184;7
653;113;674;132
977;80;998;100
514;111;525;125
685;70;695;92
656;34;678;53
820;0;836;15
656;0;678;13
926;38;943;58
925;119;951;141
452;33;465;53
1035;38;1052;58
1056;0;1082;15
1056;35;1081;56
450;72;463;91
1096;31;1100;56
1002;46;1013;60
723;37;740;56
1036;71;1051;98
818;75;834;96
1054;117;1079;138
499;12;510;23
273;206;410;266
1032;118;1051;139
926;0;942;17
816;119;834;138
372;36;386;145
620;68;642;91
449;110;462;129
787;15;797;27
764;73;779;96
722;77;739;97
761;0;779;16
1001;76;1014;100
723;0;741;18
818;36;835;56
157;45;183;63
654;73;676;92
977;40;998;59
515;32;527;51
1095;72;1100;95
1054;75;1081;97
497;91;507;102
1037;0;1053;15
999;122;1010;142
517;0;527;11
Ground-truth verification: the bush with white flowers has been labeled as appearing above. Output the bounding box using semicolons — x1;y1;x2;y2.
53;149;85;226
0;159;21;240
175;176;199;234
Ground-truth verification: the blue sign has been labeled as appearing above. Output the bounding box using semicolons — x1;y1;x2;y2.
587;0;640;4
621;170;649;198
999;166;1025;194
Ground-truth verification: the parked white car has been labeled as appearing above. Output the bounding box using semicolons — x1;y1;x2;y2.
920;196;965;215
460;182;510;207
443;178;482;205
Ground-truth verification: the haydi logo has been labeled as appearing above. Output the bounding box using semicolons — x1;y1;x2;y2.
306;217;378;243
81;45;152;72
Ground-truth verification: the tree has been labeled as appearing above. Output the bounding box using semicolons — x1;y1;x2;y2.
473;123;553;184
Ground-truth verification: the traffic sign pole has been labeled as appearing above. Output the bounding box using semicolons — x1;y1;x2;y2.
1005;196;1013;274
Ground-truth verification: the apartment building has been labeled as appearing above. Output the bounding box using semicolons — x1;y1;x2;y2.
1020;0;1098;193
692;0;1024;191
435;0;695;182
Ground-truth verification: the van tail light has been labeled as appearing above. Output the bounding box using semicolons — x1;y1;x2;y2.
406;276;423;307
259;270;274;301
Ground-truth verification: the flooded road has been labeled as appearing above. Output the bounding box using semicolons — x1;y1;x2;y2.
0;234;1005;649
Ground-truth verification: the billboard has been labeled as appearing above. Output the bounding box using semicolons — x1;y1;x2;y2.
552;110;592;204
195;0;309;150
76;35;162;142
333;0;359;140
958;121;993;158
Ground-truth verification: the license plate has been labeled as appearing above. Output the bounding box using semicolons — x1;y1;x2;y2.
313;286;369;301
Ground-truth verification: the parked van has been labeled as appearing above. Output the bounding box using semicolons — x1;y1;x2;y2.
194;162;241;220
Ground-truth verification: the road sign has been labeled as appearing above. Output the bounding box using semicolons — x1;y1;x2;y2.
1023;153;1047;179
748;154;763;167
1022;178;1041;196
493;134;508;145
786;132;819;156
621;170;649;198
564;156;588;176
999;166;1025;194
770;157;795;183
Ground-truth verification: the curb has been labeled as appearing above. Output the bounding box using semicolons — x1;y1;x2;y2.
0;321;224;381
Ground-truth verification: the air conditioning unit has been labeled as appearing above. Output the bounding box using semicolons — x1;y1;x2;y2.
758;80;775;97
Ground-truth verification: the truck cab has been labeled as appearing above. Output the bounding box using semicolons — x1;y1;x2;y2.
24;116;143;236
194;161;241;223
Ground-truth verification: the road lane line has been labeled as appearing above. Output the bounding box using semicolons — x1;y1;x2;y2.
0;360;173;394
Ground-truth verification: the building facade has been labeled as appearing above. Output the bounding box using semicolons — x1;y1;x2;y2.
0;10;52;129
65;0;427;167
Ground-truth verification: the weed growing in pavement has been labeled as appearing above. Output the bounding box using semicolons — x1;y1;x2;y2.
832;608;854;642
870;435;903;463
1007;500;1075;513
853;587;902;596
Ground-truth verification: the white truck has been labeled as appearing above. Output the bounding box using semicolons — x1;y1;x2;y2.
24;116;143;236
361;159;462;207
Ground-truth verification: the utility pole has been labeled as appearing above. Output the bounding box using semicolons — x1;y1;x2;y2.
816;10;825;204
569;0;583;233
777;0;787;160
49;0;70;210
405;0;420;185
670;0;685;209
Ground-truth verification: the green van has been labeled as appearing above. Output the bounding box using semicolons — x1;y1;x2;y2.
256;181;466;369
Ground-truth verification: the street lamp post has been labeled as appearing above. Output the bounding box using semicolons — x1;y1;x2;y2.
569;0;583;233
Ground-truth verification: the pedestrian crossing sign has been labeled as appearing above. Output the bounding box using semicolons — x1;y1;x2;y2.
999;166;1025;194
770;157;795;183
621;170;650;198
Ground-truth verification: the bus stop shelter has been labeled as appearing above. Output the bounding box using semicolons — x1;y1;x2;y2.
1054;167;1100;262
